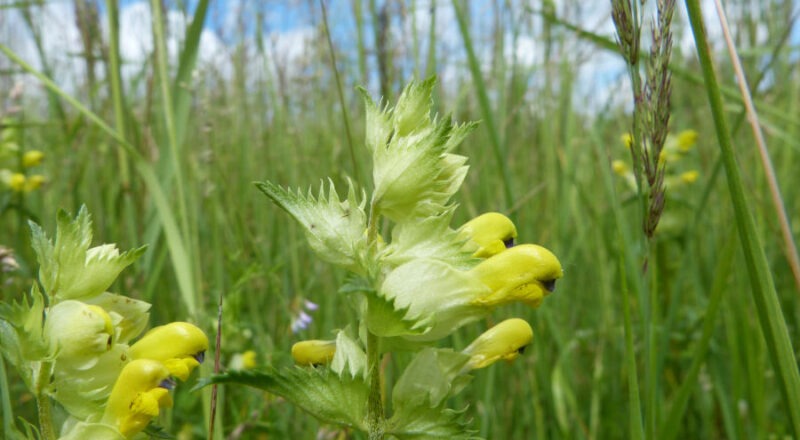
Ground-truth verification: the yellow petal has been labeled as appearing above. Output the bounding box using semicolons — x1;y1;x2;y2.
470;244;563;308
458;212;517;258
129;322;208;380
463;318;533;370
103;359;172;438
291;340;336;366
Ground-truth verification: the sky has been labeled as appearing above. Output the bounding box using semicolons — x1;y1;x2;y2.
1;0;798;113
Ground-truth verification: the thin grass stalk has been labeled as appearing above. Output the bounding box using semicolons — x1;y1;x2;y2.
659;230;736;440
320;0;361;183
619;250;645;440
451;0;514;210
684;1;800;436
712;0;800;295
424;2;437;78
148;0;193;293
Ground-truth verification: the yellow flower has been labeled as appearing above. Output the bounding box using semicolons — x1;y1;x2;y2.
458;212;517;258
24;174;45;192
680;170;699;183
101;359;173;439
676;130;698;152
291;340;336;366
230;350;257;370
9;172;25;192
470;244;563;308
621;133;633;149
612;160;629;176
22;150;44;168
462;318;533;370
129;322;208;381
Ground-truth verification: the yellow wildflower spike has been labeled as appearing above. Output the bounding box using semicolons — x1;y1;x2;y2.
22;150;44;168
129;322;208;381
291;340;336;366
102;359;173;439
462;318;534;370
458;212;518;258
470;244;563;308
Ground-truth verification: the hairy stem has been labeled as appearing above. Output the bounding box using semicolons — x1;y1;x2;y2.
35;361;55;440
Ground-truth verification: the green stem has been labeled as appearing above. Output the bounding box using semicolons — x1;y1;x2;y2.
366;329;384;440
35;361;55;440
365;202;384;439
684;1;800;436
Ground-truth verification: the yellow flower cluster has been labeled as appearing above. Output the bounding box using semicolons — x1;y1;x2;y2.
614;129;700;191
291;212;559;372
1;117;47;193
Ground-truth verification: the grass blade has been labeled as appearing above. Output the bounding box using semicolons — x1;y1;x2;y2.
684;1;800;436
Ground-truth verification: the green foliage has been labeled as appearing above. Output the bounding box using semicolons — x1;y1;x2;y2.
197;367;369;430
1;1;799;438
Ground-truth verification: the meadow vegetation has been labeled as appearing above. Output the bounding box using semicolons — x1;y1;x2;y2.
1;1;799;438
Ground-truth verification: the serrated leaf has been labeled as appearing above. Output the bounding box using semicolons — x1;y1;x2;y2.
196;367;368;430
387;401;479;440
382;207;476;270
30;206;146;301
362;78;477;223
379;259;489;341
256;179;368;273
331;328;367;380
364;290;430;339
0;285;49;389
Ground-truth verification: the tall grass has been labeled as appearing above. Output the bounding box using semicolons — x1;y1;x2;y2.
1;1;798;438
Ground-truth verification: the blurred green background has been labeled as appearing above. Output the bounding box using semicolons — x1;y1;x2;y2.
1;1;799;438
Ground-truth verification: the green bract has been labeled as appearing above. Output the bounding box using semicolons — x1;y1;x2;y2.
361;78;477;223
210;77;563;439
30;207;146;301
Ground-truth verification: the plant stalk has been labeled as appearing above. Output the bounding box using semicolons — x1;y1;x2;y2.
684;1;800;436
35;361;55;440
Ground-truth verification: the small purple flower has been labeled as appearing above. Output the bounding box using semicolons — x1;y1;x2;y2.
290;299;319;333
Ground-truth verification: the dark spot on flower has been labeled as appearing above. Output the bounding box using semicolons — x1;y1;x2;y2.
121;353;127;361
503;237;515;248
159;378;176;390
194;351;206;364
517;345;529;354
542;279;557;292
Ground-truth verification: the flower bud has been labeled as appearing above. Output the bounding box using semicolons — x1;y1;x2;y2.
129;322;208;381
458;212;517;258
470;244;563;308
102;359;173;438
462;318;533;370
46;300;115;365
291;340;336;366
